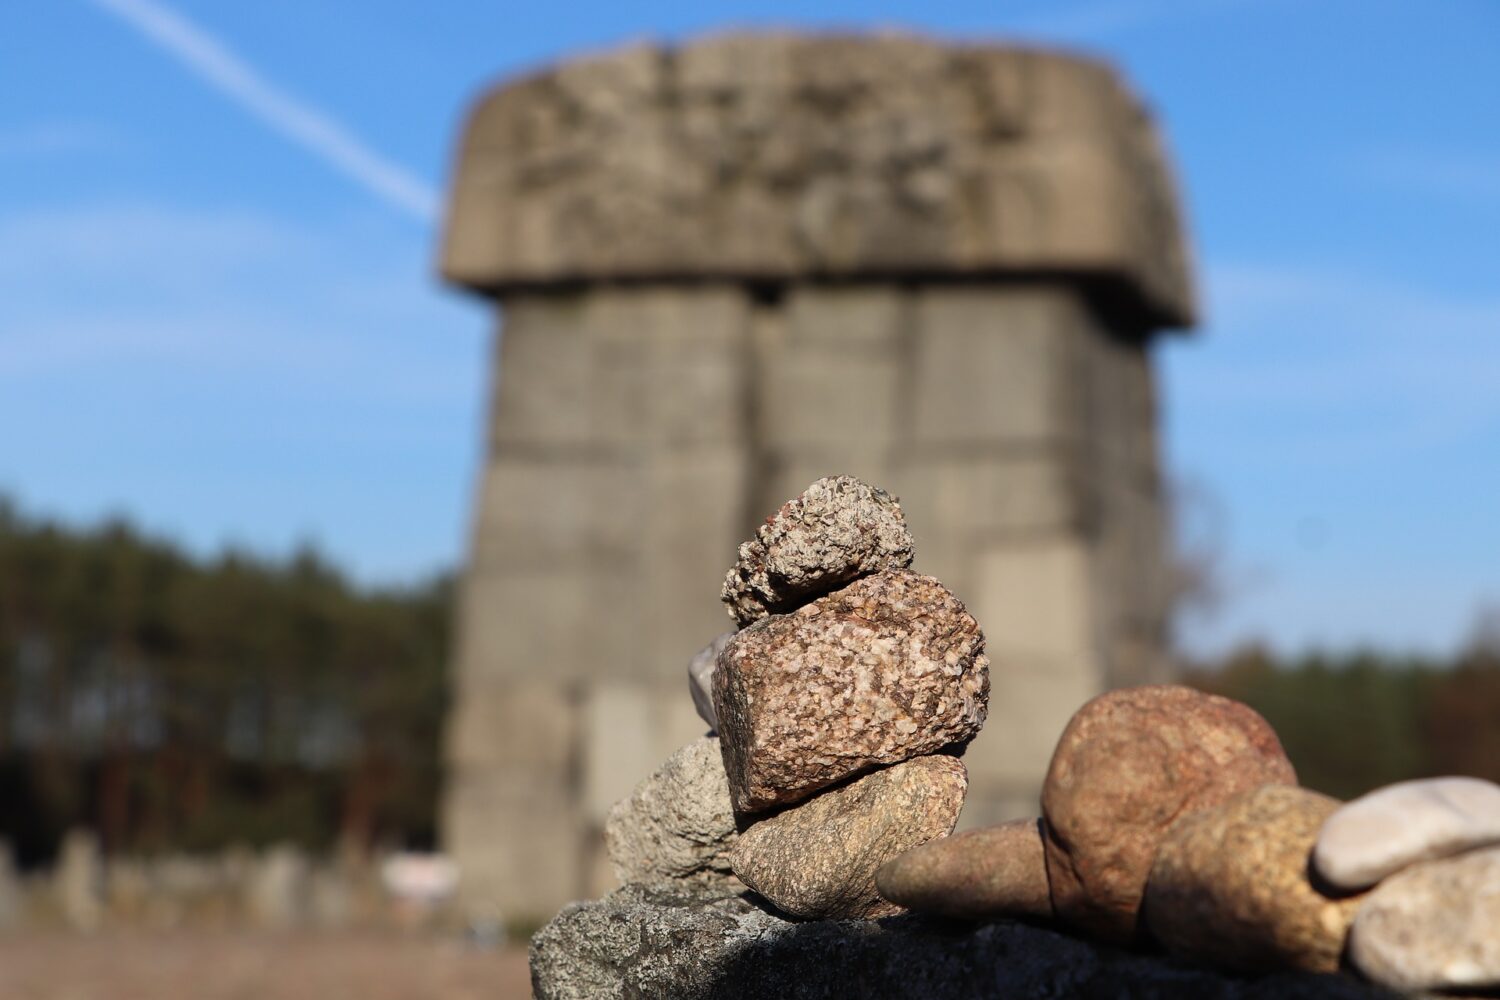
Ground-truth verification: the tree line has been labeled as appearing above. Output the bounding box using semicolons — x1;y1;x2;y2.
0;499;450;866
1;496;1496;865
1185;641;1500;800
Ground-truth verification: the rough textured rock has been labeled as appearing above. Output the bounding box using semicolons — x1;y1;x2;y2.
687;633;735;732
1042;684;1297;943
604;737;740;887
729;756;966;919
720;476;915;627
1314;776;1500;891
714;569;988;813
529;882;1398;1000
876;817;1053;921
443;35;1198;328
1347;845;1500;993
1143;785;1363;975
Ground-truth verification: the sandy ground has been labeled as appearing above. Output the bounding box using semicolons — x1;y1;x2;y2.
0;931;533;1000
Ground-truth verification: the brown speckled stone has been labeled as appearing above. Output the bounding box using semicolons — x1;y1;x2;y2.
730;756;967;920
713;569;988;814
1143;785;1364;974
875;818;1054;921
721;476;914;627
1041;685;1297;944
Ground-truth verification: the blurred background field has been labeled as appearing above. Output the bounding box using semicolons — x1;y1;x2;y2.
1;501;1495;877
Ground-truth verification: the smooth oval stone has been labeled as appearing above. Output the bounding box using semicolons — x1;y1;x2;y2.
875;818;1053;920
1143;785;1365;974
730;755;967;920
1349;845;1500;992
1042;685;1297;943
1314;776;1500;891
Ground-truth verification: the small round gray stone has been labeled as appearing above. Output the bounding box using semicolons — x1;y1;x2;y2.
1314;776;1500;891
1348;845;1500;993
687;632;735;732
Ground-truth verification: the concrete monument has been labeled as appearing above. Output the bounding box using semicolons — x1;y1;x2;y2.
438;33;1195;922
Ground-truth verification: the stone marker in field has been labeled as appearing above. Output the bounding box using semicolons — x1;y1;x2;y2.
437;31;1197;922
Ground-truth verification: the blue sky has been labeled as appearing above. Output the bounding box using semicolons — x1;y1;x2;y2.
1;0;1497;656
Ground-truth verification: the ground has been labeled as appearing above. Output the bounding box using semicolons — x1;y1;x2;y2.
0;931;532;1000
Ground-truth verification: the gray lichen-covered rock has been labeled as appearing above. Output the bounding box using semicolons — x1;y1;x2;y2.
1348;845;1500;993
729;756;967;919
876;817;1054;921
1143;785;1364;975
529;882;1397;1000
714;570;988;814
720;476;915;627
605;737;740;887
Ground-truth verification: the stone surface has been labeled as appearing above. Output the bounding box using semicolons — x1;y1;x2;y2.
530;881;1396;1000
721;475;915;627
1042;684;1297;943
54;829;103;932
605;737;740;887
875;817;1053;921
442;35;1197;327
729;756;966;919
1314;776;1500;891
714;570;989;813
247;843;311;930
581;681;710;825
687;633;734;732
1143;785;1363;975
439;34;1192;924
1348;845;1500;993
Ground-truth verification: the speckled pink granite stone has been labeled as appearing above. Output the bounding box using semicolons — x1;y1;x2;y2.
713;569;988;815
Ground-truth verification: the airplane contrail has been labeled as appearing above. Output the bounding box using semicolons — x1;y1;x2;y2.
86;0;439;223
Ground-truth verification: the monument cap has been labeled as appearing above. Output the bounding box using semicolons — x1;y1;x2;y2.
439;33;1197;329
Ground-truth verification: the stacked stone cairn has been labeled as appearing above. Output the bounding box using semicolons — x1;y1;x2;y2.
606;475;988;919
599;475;1500;996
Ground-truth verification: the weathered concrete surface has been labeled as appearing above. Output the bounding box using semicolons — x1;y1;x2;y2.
529;883;1397;1000
443;35;1196;327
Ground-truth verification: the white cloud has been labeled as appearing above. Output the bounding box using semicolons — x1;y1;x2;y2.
85;0;439;222
0;201;477;400
1350;148;1500;207
0;122;126;158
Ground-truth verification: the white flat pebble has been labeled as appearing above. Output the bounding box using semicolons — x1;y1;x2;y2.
1313;776;1500;891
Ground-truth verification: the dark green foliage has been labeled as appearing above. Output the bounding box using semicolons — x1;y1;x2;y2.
1185;642;1500;801
0;499;451;866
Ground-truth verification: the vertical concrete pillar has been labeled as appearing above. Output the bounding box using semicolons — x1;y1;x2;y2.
439;34;1196;921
